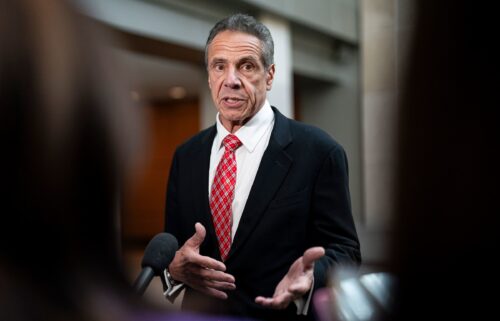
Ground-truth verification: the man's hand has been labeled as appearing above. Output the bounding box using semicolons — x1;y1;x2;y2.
255;247;325;309
168;222;236;299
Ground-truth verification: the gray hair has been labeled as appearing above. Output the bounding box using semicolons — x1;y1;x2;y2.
205;13;274;69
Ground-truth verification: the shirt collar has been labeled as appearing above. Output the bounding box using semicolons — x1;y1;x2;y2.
215;100;274;153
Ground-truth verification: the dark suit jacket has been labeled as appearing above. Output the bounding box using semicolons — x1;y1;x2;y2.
165;107;361;321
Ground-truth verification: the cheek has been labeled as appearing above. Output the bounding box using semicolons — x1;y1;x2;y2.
209;78;222;96
209;74;221;87
249;80;267;99
242;78;259;97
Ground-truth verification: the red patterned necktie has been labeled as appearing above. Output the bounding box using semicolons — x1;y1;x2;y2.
210;134;242;261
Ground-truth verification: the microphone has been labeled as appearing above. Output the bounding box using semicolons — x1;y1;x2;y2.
133;232;178;296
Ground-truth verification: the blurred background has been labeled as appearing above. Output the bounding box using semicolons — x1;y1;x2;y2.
74;0;416;307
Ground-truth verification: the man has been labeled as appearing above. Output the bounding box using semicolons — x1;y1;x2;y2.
164;13;361;321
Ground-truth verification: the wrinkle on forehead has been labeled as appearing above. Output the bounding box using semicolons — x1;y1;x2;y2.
208;31;262;62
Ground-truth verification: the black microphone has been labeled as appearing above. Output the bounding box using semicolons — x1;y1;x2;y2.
133;232;178;296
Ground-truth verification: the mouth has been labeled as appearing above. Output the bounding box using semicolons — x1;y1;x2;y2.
222;96;245;103
221;96;246;108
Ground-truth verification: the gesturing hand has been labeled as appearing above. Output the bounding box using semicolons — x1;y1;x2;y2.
168;223;236;299
255;247;325;309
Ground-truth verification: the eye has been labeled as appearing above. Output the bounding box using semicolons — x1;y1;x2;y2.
212;63;224;72
241;63;254;71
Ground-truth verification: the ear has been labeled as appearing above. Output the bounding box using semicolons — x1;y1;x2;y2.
266;64;275;91
208;76;212;89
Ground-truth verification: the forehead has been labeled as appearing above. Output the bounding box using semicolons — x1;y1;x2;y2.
208;31;263;61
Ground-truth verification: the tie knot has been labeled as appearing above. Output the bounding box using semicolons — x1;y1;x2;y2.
222;134;242;152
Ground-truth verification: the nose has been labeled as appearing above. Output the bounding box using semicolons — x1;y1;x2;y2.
224;66;241;89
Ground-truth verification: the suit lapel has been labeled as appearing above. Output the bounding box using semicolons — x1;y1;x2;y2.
190;126;220;256
228;107;293;260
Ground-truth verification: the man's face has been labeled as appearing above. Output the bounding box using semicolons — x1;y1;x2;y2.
207;30;275;131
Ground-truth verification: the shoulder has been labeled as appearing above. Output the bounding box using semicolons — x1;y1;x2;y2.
174;126;215;156
273;107;344;154
291;119;340;147
291;121;348;166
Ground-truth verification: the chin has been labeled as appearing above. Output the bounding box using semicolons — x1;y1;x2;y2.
221;111;245;122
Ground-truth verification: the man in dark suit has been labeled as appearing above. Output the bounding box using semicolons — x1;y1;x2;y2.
164;13;361;321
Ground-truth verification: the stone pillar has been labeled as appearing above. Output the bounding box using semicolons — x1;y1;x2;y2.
259;14;294;118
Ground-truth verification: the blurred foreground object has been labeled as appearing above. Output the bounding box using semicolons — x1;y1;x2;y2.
314;269;395;321
133;233;179;296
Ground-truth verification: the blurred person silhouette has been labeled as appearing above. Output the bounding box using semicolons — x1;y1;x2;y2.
0;0;148;320
163;13;361;321
0;1;249;321
389;1;496;320
312;1;497;321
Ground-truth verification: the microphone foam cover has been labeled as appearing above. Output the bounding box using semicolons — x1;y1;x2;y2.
141;232;179;275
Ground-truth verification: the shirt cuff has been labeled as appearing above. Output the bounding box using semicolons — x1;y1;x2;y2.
294;277;314;315
163;283;184;303
161;269;185;303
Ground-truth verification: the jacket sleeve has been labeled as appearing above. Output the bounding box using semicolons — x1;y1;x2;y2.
311;144;361;290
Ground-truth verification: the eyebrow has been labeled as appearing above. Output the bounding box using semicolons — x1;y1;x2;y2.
238;56;259;64
209;55;260;66
210;58;227;66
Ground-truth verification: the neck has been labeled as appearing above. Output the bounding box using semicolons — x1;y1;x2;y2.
220;117;249;133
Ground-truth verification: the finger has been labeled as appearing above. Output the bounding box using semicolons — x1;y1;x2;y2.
184;266;236;291
204;279;236;291
200;286;229;300
185;222;206;249
255;293;292;309
189;281;228;299
288;278;311;295
189;253;227;272
198;267;235;283
302;246;325;268
255;296;271;306
255;296;274;307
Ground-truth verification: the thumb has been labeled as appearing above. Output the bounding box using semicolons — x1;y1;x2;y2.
185;222;206;249
302;247;325;269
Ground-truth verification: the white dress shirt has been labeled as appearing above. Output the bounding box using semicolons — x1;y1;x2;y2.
165;103;274;302
209;100;275;240
208;101;312;315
